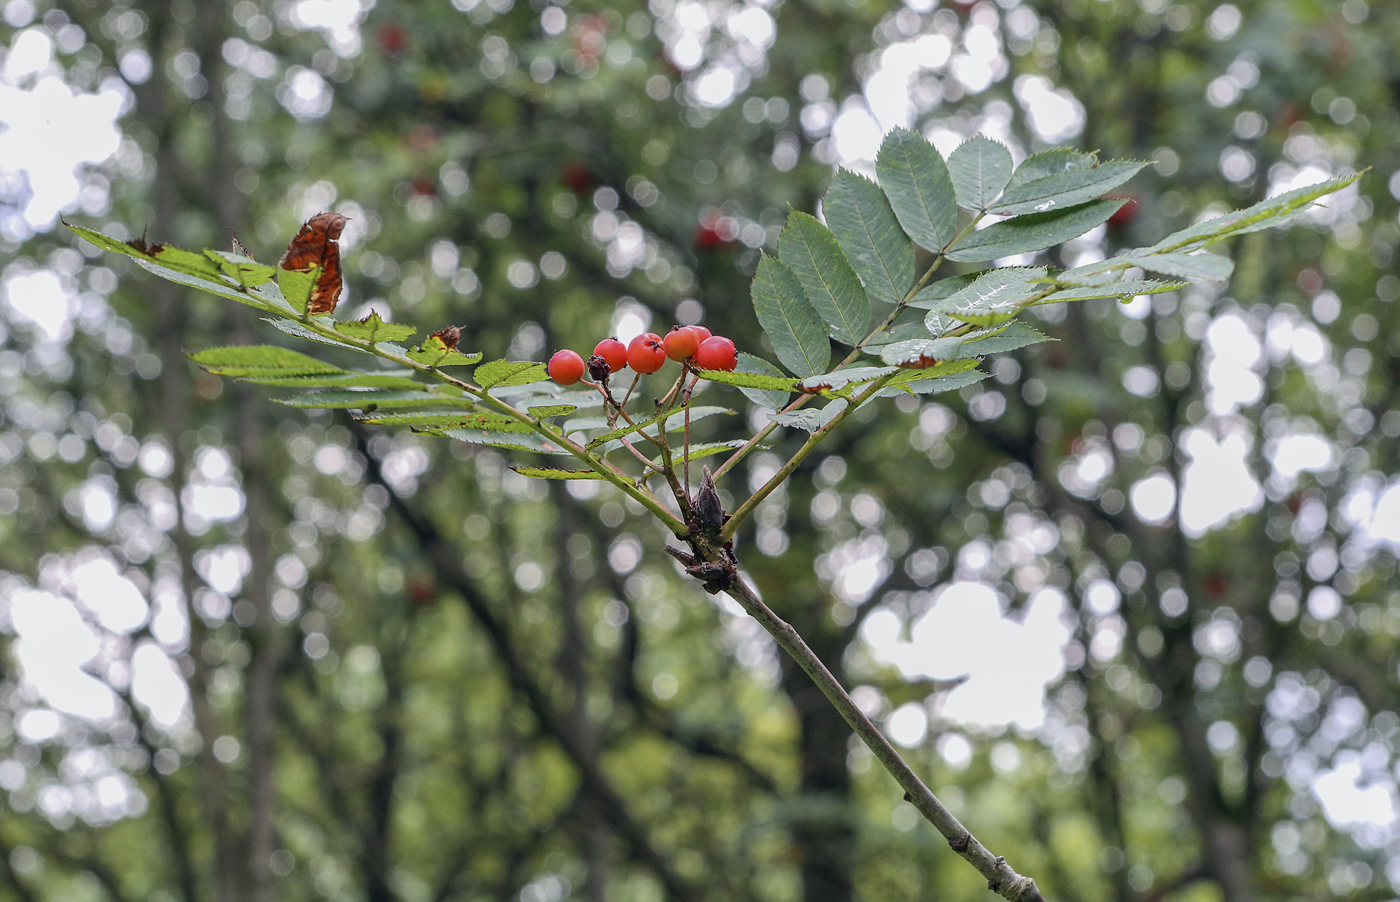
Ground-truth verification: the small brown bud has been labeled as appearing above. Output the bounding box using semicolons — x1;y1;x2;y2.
693;467;725;536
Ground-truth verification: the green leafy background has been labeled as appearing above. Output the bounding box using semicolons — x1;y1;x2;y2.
0;2;1389;902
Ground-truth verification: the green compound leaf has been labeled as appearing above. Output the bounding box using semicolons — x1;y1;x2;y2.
585;405;734;449
430;426;569;455
511;466;607;480
276;390;475;410
1003;148;1096;189
1040;279;1185;304
990;160;1147;216
796;366;898;396
945;199;1127;263
189;345;344;378
239;370;424;389
1122;252;1233;282
352;411;506;428
205;250;277;288
715;353;795;410
932;267;1047;329
878;363;988;397
823;170;915;306
696;360;798;392
778;212;870;345
948;136;1014;212
876;127;957;252
265;317;350;348
429;413;535;432
769;399;848;433
907;272;981;310
336;311;418;344
948;307;1019;327
879;336;966;368
276;266;321;317
409;335;483;368
863;321;937;348
527;404;578;419
65;222;159;260
561;415;612;435
960;321;1053;355
751;256;830;378
648;440;749;468
475;359;548;388
1149;174;1362;254
66;223;288;313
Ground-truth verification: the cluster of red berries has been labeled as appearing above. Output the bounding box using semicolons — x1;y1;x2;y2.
547;326;738;385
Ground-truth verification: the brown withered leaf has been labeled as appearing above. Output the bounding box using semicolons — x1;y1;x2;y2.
126;225;164;256
231;233;256;261
279;212;348;315
431;325;464;350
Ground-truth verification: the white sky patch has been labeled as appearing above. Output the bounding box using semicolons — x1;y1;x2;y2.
0;73;123;235
2;265;75;341
1341;478;1400;550
692;65;738;108
887;702;928;748
277;66;333;120
831;101;883;163
0;0;1387;839
1270;432;1332;482
1013;75;1084;143
9;589;117;722
1312;758;1398;828
862;583;1070;730
1205;313;1264;415
726;6;774;48
181;447;246;533
1130;472;1176;525
131;642;189;728
287;0;368;56
71;557;148;634
865;42;923;130
610;296;652;344
1180;429;1263;537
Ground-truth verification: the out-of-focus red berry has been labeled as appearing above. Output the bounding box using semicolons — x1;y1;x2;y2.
694;224;724;249
407;576;437;607
377;23;409;56
561;160;593;194
693;212;738;251
663;326;700;361
1107;196;1140;229
593;338;628;373
695;336;738;371
627;333;667;374
548;349;586;385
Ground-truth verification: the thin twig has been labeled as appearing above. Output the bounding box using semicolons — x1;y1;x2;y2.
720;573;1047;902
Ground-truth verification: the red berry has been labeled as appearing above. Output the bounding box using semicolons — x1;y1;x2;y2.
663;326;700;361
685;325;712;344
593;338;628;373
1107;195;1140;229
561;160;593;194
627;333;667;374
376;23;409;56
548;349;586;385
695;336;737;371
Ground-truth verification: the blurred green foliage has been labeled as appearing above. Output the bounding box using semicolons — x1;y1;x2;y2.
0;1;1395;902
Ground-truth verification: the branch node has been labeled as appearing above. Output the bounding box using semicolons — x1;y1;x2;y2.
949;832;971;853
